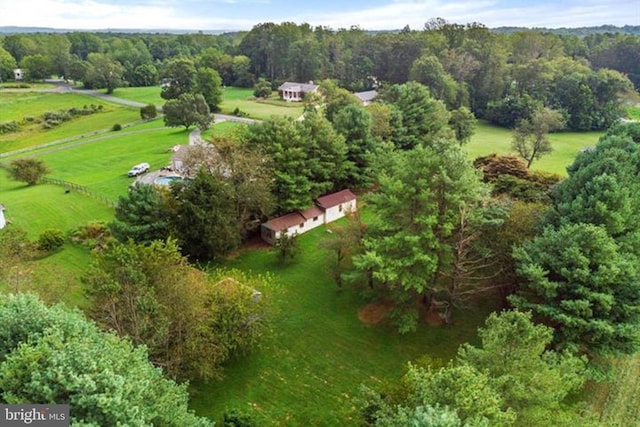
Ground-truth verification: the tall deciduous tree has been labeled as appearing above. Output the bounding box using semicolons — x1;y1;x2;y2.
448;106;476;146
83;240;267;381
160;57;197;100
509;223;640;356
511;107;565;168
84;53;125;94
20;54;52;80
196;66;223;111
7;158;49;185
0;46;17;81
163;93;212;130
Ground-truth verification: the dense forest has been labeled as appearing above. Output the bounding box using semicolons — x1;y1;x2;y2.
1;19;639;130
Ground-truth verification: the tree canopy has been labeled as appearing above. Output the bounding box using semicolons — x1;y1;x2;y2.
0;293;212;426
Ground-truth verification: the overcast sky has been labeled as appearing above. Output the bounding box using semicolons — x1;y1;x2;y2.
1;0;638;31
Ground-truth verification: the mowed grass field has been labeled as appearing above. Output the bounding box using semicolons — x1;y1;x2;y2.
465;120;604;176
113;86;305;120
0;92;141;153
191;225;499;425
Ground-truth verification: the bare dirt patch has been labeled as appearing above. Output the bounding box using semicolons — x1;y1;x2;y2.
358;302;393;325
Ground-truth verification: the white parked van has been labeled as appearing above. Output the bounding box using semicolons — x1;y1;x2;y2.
127;163;150;177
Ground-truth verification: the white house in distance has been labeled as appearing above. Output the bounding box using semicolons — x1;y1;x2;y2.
13;69;23;81
278;81;319;102
354;90;378;106
0;204;6;229
261;189;357;245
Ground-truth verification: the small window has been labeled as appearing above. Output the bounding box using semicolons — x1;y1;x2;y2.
313;216;318;221
338;204;343;212
299;223;304;228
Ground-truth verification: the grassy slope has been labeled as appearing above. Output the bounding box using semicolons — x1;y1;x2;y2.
190;225;498;425
465;121;604;176
585;355;640;426
0;92;140;153
219;87;304;120
0;171;114;237
111;86;164;106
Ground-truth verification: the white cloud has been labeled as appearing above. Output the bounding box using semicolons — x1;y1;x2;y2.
0;0;637;30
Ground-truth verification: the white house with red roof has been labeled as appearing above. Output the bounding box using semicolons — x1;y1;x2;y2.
261;189;357;245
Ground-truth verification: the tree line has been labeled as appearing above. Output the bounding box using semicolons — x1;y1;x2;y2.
1;19;637;129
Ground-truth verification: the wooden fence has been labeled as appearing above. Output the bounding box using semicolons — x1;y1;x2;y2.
38;176;116;208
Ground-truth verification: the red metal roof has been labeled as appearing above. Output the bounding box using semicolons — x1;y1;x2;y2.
316;189;356;209
263;212;306;231
300;205;324;220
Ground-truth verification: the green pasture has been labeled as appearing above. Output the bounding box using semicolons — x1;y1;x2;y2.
0;82;56;89
586;354;640;426
191;225;499;425
26;127;187;200
111;86;304;120
219;87;304;120
112;86;164;107
201;121;248;140
0;172;113;238
465;121;604;175
0;92;140;153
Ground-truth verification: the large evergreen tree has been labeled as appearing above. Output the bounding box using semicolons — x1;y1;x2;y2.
353;143;485;332
509;223;640;356
0;294;212;426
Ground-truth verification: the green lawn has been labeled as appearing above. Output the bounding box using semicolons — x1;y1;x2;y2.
466;121;604;175
111;86;305;120
219;87;305;120
24;127;187;200
201;121;248;140
190;225;499;425
0;171;114;237
111;86;164;107
0;92;141;153
0;82;56;89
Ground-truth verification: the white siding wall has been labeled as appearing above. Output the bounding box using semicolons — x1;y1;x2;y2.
0;210;5;229
324;199;356;223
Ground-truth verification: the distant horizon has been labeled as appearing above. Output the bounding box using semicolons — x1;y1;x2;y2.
1;23;638;36
1;0;638;33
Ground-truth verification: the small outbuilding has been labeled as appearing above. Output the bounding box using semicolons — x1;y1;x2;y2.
13;69;23;81
316;189;357;223
260;189;357;245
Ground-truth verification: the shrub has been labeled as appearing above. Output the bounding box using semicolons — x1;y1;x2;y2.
112;123;122;131
37;229;65;252
70;221;113;250
253;78;272;98
140;104;158;120
0;120;19;134
232;107;248;117
222;409;256;427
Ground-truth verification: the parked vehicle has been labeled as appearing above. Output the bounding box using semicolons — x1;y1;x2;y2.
127;162;150;177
